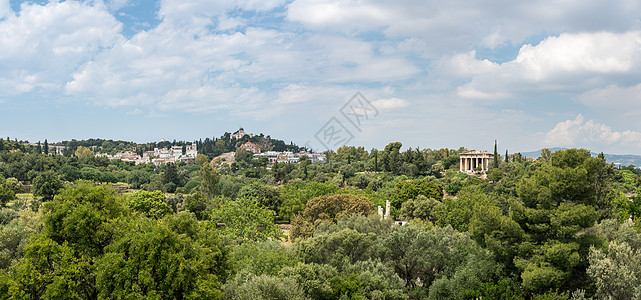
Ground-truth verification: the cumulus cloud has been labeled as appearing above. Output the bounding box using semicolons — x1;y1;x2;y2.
63;1;420;114
371;97;409;110
578;83;641;117
454;31;641;99
544;114;641;148
0;1;122;95
0;0;10;19
287;0;641;55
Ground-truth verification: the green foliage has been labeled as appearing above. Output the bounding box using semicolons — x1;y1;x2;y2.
95;213;229;299
280;181;339;221
399;195;441;222
279;262;338;299
391;177;443;210
0;209;43;269
224;271;309;300
380;224;493;289
210;197;281;243
231;240;300;276
296;228;378;270
238;181;282;213
42;180;125;257
127;190;173;219
291;194;373;240
199;163;220;199
0;183;15;206
588;240;641;299
32;170;63;201
126;169;150;189
3;236;85;299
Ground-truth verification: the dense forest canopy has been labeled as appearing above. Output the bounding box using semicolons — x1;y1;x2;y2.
1;135;640;299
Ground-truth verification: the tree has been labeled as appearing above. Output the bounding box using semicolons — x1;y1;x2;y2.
74;146;94;160
42;180;126;257
95;213;229;299
541;148;551;162
43;139;48;155
291;194;373;240
32;170;63;201
505;149;508;163
0;184;16;206
392;177;443;210
210;197;281;242
199;163;220;199
493;140;499;168
382;142;402;174
162;162;180;186
2;236;84;299
399;195;441;222
126;169;150;189
127;190;173;219
196;153;210;166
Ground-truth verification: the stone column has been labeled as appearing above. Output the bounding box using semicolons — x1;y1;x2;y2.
385;200;391;219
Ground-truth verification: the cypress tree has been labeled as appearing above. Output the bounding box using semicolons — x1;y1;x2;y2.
505;149;509;163
44;139;49;155
493;140;498;168
0;138;4;151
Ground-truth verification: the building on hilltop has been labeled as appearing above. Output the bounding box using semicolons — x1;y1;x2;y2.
231;127;253;140
459;150;493;173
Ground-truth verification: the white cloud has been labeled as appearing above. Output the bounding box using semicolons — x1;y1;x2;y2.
371;97;409;110
454;31;641;99
544;114;641;148
0;0;10;19
63;2;420;114
578;83;641;117
287;0;641;56
0;1;122;95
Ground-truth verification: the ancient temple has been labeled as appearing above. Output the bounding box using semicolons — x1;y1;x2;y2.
459;150;493;172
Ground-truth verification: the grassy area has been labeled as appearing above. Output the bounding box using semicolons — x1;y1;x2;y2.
16;193;35;201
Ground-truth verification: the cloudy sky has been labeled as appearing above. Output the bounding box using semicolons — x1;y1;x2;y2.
1;0;641;154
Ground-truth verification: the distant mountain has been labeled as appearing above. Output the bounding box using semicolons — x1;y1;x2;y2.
520;148;641;167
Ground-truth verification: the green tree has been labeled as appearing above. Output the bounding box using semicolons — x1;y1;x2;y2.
392;177;443;210
199;163;220;199
280;181;339;221
210;197;280;243
95;213;229;299
399;195;441;223
126;169;150;189
74;146;95;160
0;209;43;269
196;153;210;166
2;236;84;299
224;272;309;300
43;139;48;155
291;194;373;240
494;140;499;168
127;190;173;219
42;181;126;257
162;162;180;186
32;170;63;201
0;184;15;207
382;142;402;174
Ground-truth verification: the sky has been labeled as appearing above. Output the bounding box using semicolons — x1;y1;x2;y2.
1;0;641;154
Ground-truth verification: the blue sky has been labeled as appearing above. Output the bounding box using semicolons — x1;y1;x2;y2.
1;0;641;154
